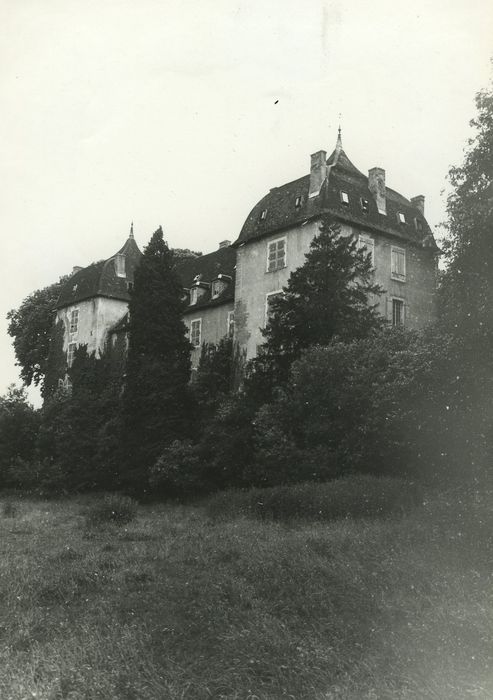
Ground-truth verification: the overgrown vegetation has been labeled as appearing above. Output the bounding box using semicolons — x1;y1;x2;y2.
0;487;491;699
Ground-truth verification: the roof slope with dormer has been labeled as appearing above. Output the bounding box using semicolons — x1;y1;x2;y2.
57;231;143;309
234;138;437;250
176;245;236;313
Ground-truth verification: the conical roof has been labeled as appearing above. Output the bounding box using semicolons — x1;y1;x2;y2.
57;230;143;309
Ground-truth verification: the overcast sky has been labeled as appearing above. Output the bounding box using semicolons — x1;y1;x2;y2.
1;0;492;406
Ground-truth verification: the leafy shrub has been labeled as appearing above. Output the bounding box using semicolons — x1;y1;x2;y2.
205;474;421;523
85;493;138;527
150;440;204;496
5;457;67;494
249;326;478;483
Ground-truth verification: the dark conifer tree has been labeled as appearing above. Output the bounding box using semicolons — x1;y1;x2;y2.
122;227;192;488
246;215;385;399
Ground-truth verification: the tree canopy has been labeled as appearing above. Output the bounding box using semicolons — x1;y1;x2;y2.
7;278;66;391
439;80;493;352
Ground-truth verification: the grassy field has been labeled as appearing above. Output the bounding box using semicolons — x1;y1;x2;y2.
0;479;492;699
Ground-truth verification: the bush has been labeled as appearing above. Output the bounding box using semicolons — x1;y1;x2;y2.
205;474;421;523
85;493;138;527
5;457;67;494
150;440;204;496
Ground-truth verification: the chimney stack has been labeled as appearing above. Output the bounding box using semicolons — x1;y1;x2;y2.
71;266;83;276
368;167;386;215
309;150;327;198
219;240;231;249
411;195;425;215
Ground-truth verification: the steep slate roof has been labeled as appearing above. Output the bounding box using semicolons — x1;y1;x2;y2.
234;141;437;250
57;233;143;309
176;245;236;313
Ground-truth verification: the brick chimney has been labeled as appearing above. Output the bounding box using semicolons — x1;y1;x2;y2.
411;195;425;215
308;150;327;198
71;266;83;276
219;240;231;249
368;167;386;215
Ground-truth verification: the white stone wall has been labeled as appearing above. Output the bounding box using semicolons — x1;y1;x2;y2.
234;219;436;360
57;296;128;361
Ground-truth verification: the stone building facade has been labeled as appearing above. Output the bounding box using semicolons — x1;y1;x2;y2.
53;134;438;383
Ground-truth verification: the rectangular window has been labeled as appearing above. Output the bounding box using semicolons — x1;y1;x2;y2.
190;287;198;305
190;319;201;347
340;191;349;206
397;212;406;224
227;310;235;337
295;195;303;208
267;237;286;272
265;291;283;324
358;235;375;267
361;198;369;213
391;246;406;281
260;209;268;221
392;298;404;326
67;342;77;367
414;217;423;233
69;309;79;334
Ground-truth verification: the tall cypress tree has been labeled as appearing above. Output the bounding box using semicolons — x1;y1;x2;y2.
122;227;192;488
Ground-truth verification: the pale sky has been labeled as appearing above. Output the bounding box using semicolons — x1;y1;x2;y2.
1;0;492;406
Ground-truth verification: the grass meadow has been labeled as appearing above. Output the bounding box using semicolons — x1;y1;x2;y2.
0;477;492;699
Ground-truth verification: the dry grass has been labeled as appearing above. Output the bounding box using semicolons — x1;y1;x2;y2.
0;481;492;699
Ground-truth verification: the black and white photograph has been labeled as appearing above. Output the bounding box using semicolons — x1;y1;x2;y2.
0;1;492;697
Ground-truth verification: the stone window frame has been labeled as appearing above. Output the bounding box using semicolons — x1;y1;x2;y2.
265;289;284;325
190;287;198;305
391;297;405;326
390;246;406;282
69;308;79;335
266;236;287;273
190;318;202;348
357;234;375;268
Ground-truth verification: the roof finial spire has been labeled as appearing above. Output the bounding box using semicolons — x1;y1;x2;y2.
336;114;343;151
129;221;134;239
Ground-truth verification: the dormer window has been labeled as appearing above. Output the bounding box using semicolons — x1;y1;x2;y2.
115;253;126;277
340;191;349;206
260;209;268;221
190;288;198;305
126;281;134;292
295;195;303;208
397;212;406;224
361;198;370;214
211;279;227;299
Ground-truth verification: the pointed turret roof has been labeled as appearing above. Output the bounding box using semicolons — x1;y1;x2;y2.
57;229;143;309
